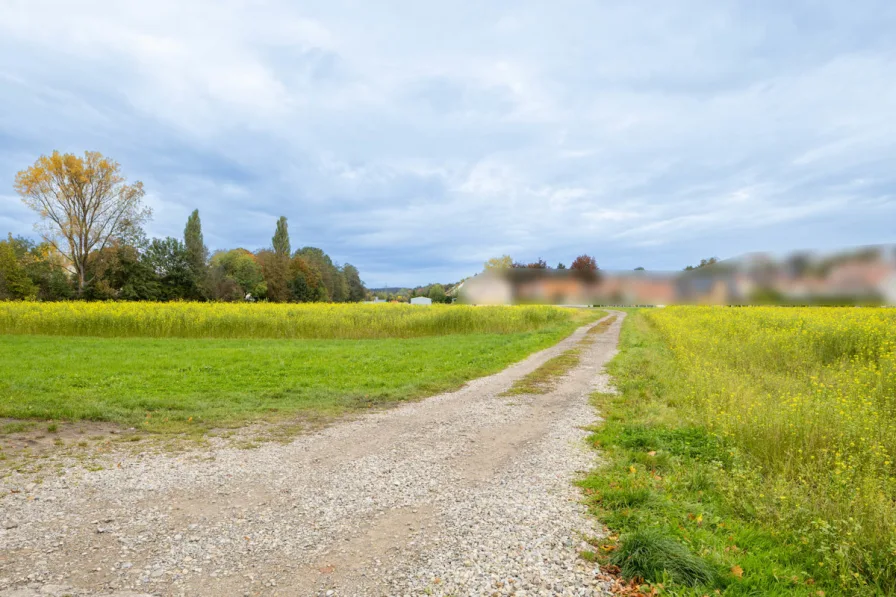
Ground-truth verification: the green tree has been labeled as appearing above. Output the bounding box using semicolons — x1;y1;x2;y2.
428;283;447;303
210;249;266;299
144;237;199;300
257;249;290;302
273;216;290;258
0;235;38;299
183;209;208;295
261;217;292;301
288;272;311;302
332;267;349;302
3;235;72;300
684;257;719;271
83;243;160;301
342;263;366;302
288;255;322;302
297;247;341;301
205;266;244;302
556;262;567;270
484;255;513;271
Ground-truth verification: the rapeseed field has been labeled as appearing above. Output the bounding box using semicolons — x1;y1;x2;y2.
0;301;571;339
582;307;896;595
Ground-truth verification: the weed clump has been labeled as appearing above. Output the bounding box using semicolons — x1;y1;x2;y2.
611;528;716;586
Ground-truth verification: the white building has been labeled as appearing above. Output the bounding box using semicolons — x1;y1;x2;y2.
410;296;433;305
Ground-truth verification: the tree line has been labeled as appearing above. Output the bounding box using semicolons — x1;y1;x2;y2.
370;282;453;303
484;254;601;281
0;150;366;302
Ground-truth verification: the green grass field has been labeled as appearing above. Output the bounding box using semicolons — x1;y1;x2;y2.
582;308;896;596
0;305;602;432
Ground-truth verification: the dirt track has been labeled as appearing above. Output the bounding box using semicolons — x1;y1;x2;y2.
0;312;623;597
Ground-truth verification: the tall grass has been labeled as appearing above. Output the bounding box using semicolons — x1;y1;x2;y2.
645;306;896;592
0;301;575;339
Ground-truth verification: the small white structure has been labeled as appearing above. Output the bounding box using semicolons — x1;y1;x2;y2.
410;296;433;305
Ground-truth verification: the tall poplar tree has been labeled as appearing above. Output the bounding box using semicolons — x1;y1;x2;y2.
183;209;208;298
273;216;290;258
184;209;208;274
265;216;291;301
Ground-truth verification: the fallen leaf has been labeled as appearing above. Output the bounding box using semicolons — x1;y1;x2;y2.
731;565;744;578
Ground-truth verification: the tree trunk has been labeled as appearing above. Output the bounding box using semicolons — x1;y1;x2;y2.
77;265;86;297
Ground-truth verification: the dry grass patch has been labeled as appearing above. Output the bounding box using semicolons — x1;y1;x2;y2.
502;315;614;396
586;315;616;334
501;349;581;396
579;315;617;346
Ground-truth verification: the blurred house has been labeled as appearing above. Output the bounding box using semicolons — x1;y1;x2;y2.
459;269;677;306
459;245;896;306
456;275;514;305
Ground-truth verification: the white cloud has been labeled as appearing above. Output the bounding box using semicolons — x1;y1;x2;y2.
1;0;895;284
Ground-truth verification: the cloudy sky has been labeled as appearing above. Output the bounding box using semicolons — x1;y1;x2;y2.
1;1;894;286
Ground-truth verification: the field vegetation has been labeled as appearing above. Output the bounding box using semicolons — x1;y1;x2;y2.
582;307;896;595
0;303;600;432
0;301;571;339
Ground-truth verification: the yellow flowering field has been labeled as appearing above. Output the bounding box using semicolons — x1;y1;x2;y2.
645;306;896;589
0;301;574;339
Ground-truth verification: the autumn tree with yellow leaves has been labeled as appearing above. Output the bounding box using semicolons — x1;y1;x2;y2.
14;150;151;295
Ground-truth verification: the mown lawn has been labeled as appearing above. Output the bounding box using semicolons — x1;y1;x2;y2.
0;311;601;432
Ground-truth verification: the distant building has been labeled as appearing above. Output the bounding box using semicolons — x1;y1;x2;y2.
410;296;433;305
457;244;896;306
456;276;514;305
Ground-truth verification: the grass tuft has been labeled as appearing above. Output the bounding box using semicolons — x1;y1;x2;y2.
611;528;716;586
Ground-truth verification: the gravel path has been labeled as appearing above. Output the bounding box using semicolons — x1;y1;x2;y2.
0;312;623;597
